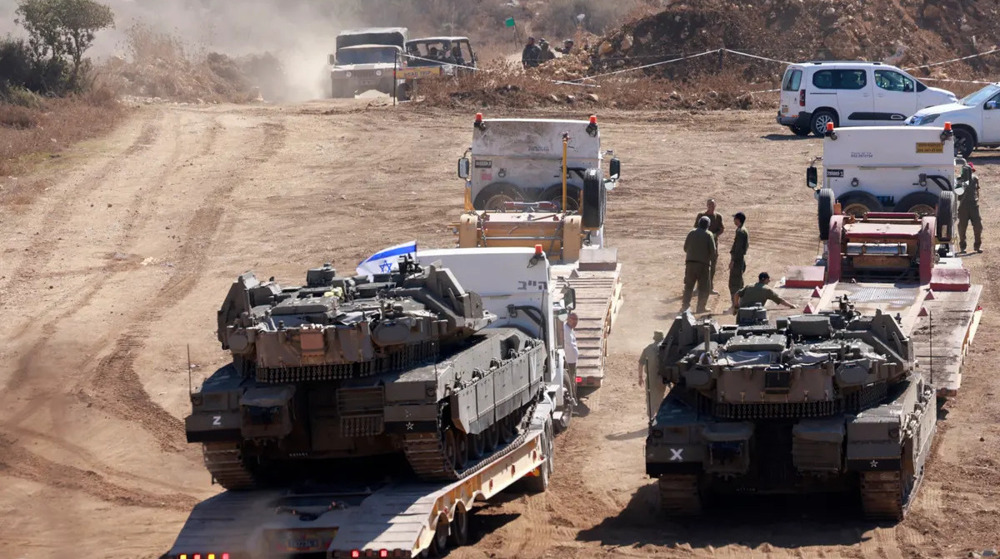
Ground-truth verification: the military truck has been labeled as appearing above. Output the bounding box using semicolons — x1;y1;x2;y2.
329;28;407;98
454;114;624;388
647;302;936;520
168;247;577;558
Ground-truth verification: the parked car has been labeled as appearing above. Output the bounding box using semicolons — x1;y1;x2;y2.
777;61;957;137
906;82;1000;158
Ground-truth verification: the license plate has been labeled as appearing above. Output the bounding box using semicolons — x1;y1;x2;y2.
267;528;338;553
781;104;788;114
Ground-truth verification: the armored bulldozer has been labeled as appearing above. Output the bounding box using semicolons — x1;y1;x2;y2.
645;299;936;520
186;258;547;489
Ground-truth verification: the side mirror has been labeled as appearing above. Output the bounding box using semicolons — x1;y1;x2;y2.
609;157;621;180
458;157;470;179
806;166;818;189
328;54;336;66
563;287;576;311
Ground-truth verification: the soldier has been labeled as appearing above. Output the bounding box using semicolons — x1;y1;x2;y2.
682;216;716;313
695;199;725;295
563;312;578;379
638;330;666;420
732;272;796;312
728;212;749;312
958;165;983;253
538;38;556;63
559;38;575;55
521;36;541;68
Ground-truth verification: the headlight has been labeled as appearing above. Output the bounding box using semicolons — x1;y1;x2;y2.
921;114;940;125
345;71;352;78
375;69;383;77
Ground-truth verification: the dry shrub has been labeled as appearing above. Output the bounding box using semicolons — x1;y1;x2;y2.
0;104;40;129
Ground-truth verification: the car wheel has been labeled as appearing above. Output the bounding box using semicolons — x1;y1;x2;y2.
953;128;975;159
811;110;838;137
790;125;810;137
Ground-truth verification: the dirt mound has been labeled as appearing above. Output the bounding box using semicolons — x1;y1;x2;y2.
593;0;1000;80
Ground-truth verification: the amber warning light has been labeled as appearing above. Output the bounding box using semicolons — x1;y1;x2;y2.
944;122;952;131
589;115;597;124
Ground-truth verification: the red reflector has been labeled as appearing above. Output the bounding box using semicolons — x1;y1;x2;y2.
589;115;597;124
944;121;953;131
222;554;230;559
351;550;361;559
193;555;201;559
575;376;582;383
380;550;389;558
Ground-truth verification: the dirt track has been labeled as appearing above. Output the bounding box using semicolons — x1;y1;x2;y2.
0;101;997;559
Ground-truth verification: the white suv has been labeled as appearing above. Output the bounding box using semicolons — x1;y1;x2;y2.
777;62;956;137
907;82;1000;158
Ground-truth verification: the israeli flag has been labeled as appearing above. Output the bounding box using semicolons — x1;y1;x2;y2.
357;241;417;277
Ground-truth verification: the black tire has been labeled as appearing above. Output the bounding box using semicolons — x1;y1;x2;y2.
539;183;581;211
448;505;470;547
895;191;939;216
811;109;838;137
936;190;956;242
790;125;811;137
429;515;449;557
953;127;975;159
473;182;525;211
555;370;575;433
837;191;883;217
818;188;835;241
581;168;606;229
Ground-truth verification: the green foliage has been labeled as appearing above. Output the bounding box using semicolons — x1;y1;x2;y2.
15;0;114;91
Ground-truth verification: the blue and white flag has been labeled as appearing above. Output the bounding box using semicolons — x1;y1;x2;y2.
357;241;417;277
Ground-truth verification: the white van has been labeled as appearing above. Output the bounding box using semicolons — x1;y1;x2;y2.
777;62;956;137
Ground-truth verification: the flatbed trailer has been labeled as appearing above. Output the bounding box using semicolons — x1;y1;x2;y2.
165;402;555;559
775;214;983;397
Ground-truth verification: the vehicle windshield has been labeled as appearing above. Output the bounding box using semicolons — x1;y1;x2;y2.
337;47;398;65
960;84;1000;107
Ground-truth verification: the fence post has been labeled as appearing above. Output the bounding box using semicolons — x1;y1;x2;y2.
718;49;724;71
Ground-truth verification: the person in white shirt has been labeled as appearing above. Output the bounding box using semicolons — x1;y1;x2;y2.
563;312;579;378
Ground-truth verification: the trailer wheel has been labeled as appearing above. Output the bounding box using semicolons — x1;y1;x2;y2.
473;182;525;211
448;505;469;547
936;191;956;243
524;420;554;494
895;191;939;216
818;188;835;241
837;191;883;218
429;514;449;557
539;183;581;212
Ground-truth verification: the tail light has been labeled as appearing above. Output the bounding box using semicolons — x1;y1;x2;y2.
799;89;806;107
575;376;582;384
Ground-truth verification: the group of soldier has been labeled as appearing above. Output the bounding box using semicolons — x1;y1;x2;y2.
521;36;574;68
681;198;794;315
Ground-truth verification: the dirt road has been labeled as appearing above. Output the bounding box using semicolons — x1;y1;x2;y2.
0;101;996;558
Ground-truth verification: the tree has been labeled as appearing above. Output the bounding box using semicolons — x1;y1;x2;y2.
15;0;114;88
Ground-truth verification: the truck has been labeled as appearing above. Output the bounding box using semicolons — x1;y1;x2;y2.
166;247;578;559
329;28;408;99
645;125;982;520
455;114;624;388
395;37;477;99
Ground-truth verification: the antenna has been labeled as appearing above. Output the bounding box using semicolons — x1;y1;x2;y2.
187;344;193;395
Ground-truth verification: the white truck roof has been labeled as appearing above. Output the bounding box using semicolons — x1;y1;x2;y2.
473;119;601;161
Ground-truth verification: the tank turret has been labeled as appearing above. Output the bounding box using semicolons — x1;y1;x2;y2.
186;258;546;489
646;298;935;520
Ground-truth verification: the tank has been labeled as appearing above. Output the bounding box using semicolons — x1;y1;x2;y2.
186;257;547;489
645;298;936;520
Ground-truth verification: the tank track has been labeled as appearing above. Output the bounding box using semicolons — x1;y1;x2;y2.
202;442;257;490
657;474;703;516
860;469;917;520
403;401;537;482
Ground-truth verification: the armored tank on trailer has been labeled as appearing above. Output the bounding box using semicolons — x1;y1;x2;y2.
645;300;936;520
186;258;547;489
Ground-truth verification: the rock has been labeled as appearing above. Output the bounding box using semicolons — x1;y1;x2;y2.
697;99;706;106
669;90;682;100
586;93;599;102
548;94;560;103
708;90;719;99
620;34;633;51
565;94;576;103
824;6;836;16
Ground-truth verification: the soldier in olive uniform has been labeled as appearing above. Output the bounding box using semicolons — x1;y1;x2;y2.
733;272;796;312
638;330;665;420
958;165;983;253
682;216;716;313
728;212;749;311
696;199;725;294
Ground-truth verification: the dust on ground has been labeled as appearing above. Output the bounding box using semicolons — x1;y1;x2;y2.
0;102;997;559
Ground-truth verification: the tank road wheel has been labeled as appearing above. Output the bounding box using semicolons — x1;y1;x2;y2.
658;474;703;516
485;423;500;451
442;429;458;472
429;514;450;557
499;414;516;444
448;504;470;547
837;191;884;218
469;432;486;458
454;431;469;471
